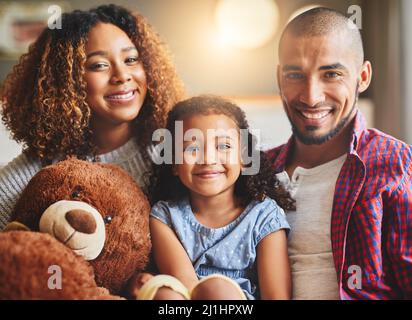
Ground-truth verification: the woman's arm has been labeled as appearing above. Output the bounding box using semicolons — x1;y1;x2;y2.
257;229;291;299
150;217;199;291
0;153;41;230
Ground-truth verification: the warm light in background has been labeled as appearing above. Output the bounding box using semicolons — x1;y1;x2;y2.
214;0;279;49
288;4;321;22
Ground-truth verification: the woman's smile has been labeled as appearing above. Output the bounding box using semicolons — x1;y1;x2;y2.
104;89;138;105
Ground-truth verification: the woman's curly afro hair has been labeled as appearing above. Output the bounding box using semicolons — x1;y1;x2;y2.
150;95;295;211
0;4;185;164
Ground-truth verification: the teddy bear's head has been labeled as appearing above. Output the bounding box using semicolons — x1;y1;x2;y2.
8;158;151;295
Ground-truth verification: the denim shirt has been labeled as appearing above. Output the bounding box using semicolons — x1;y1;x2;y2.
151;197;290;299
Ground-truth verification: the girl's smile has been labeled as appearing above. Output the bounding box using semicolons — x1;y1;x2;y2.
193;169;226;180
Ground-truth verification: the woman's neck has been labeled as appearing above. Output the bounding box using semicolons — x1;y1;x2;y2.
92;121;133;155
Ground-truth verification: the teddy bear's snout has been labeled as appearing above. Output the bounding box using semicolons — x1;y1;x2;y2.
65;209;97;234
39;200;106;261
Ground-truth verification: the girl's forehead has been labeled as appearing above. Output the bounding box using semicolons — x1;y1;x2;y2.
181;113;239;130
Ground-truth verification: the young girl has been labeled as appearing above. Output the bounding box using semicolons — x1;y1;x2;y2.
0;5;184;230
135;95;294;300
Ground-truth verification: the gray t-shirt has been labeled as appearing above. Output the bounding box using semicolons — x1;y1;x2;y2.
276;154;347;300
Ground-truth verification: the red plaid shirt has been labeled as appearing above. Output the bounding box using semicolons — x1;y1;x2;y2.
266;111;412;299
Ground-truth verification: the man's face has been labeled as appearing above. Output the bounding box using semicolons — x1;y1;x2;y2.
277;31;371;145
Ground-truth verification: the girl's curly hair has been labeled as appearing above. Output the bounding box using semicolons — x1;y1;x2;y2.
0;4;185;164
150;95;295;211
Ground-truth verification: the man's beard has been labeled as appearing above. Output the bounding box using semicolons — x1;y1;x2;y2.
285;85;359;145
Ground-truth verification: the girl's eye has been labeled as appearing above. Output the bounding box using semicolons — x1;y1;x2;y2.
217;144;231;151
185;145;199;153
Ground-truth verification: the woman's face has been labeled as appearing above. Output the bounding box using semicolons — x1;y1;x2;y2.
84;23;147;127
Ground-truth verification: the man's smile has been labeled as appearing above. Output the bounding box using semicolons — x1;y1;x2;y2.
293;107;335;127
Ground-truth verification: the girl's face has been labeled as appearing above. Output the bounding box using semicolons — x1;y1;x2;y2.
173;114;243;199
84;23;147;126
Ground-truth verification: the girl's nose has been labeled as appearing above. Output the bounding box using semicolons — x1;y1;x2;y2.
203;146;218;165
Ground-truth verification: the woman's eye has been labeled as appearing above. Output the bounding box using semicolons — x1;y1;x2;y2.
125;56;139;64
88;62;108;70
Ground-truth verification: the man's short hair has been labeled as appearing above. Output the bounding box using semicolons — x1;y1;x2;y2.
279;7;364;67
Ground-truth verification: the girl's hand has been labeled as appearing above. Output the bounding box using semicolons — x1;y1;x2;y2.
257;229;292;299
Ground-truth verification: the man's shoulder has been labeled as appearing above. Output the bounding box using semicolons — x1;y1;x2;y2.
358;128;412;182
264;143;287;161
359;128;412;162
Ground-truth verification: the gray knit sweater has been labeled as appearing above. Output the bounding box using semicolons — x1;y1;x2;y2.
0;138;151;230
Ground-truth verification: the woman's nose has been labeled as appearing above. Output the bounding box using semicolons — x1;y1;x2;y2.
110;66;132;84
65;209;97;234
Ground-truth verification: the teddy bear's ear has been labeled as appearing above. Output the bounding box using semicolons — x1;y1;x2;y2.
3;221;31;232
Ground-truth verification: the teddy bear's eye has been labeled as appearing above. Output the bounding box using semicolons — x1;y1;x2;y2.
71;186;83;198
104;215;113;224
71;191;80;198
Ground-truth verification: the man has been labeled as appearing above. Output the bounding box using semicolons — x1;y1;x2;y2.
267;7;412;299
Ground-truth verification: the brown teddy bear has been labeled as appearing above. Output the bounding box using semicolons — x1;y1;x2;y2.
0;158;151;299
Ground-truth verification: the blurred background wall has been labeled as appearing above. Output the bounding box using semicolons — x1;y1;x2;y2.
0;0;410;164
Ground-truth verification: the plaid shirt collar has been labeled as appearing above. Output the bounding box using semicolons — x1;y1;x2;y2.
272;110;367;171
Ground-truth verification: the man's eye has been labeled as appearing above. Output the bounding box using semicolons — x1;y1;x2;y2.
285;73;304;80
325;71;340;79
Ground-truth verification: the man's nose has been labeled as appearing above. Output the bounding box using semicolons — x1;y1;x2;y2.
299;79;325;107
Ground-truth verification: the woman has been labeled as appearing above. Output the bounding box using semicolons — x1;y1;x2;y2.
0;4;185;230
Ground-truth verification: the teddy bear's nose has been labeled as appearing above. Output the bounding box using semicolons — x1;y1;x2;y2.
65;209;97;234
